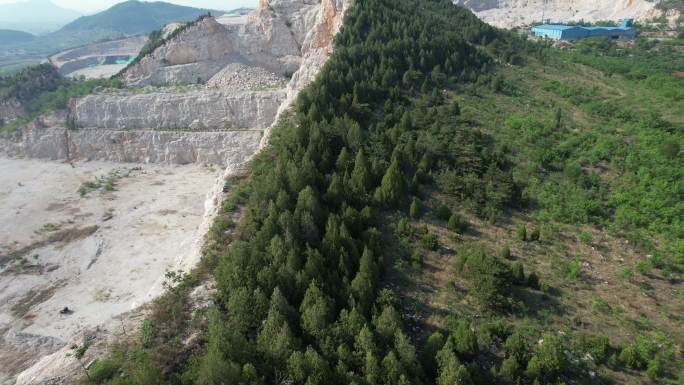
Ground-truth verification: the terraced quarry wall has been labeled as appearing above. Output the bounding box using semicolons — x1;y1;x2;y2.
72;89;285;130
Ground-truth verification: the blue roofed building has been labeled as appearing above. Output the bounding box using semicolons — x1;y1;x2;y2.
531;19;636;41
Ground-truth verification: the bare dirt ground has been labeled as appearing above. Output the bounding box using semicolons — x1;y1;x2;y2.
0;157;220;384
66;64;127;79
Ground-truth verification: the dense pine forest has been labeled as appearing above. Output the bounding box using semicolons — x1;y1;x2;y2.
73;0;683;384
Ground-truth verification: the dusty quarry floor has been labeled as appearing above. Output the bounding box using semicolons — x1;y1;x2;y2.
0;157;220;384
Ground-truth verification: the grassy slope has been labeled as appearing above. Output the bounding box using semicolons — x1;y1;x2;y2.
390;42;684;384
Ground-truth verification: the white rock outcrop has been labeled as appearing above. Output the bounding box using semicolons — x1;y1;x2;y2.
454;0;660;27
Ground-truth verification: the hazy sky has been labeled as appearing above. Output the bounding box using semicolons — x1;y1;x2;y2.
0;0;257;13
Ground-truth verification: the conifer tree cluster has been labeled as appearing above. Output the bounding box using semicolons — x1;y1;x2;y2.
80;0;545;384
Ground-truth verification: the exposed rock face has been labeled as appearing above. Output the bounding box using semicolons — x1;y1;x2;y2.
72;89;285;130
0;123;263;166
68;129;262;165
264;0;351;145
2;0;351;166
454;0;660;27
122;0;323;87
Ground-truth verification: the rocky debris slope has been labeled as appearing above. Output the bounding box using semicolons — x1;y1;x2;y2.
207;63;286;90
454;0;661;27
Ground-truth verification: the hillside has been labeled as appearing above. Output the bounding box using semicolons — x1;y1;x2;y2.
65;0;683;384
0;29;34;45
1;0;682;384
56;0;221;37
0;0;80;34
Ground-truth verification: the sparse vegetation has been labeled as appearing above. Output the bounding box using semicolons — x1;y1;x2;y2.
78;168;133;197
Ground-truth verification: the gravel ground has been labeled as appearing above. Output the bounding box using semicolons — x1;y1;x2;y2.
0;157;220;384
207;62;287;91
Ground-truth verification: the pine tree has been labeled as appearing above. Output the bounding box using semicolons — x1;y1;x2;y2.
409;197;420;218
351;149;373;196
374;158;404;207
326;173;345;205
453;321;479;360
422;332;446;377
347;120;364;150
336;147;352;171
300;281;332;339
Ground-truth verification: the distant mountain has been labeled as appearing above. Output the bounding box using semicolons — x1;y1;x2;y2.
0;0;81;34
56;0;222;37
0;0;224;70
0;29;35;45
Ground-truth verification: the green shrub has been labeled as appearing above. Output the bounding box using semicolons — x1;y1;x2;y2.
619;345;645;369
85;358;119;383
481;318;510;341
500;356;521;382
527;271;541;290
566;256;581;280
591;296;611;314
619;266;634;280
458;250;513;310
411;249;424;268
579;231;593;244
410;197;421;218
499;245;511;259
528;228;540;242
453;321;479;360
436;204;452;221
421;231;439;251
646;356;662;380
504;332;530;365
526;334;568;382
577;334;611;363
448;214;468;234
222;197;237;212
516;224;527;241
141;320;156;348
635;260;652;275
510;261;525;284
423;332;446;377
397;217;413;237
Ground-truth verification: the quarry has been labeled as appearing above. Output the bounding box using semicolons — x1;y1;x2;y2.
48;36;147;79
454;0;667;28
0;0;350;383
